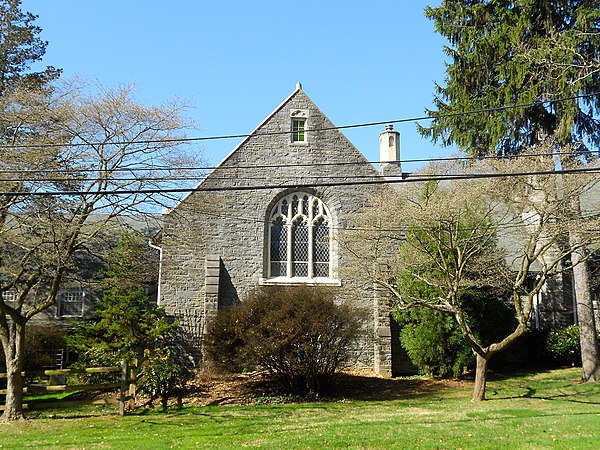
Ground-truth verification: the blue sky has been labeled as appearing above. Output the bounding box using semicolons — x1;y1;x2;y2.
23;0;452;170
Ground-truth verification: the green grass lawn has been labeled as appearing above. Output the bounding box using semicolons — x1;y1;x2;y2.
1;367;599;449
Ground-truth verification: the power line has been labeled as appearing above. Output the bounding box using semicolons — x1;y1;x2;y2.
124;197;600;235
1;174;393;184
0;92;596;150
0;165;598;197
0;149;596;177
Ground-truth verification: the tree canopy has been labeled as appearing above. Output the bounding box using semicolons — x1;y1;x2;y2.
420;0;600;156
344;147;600;399
0;81;197;421
68;232;172;366
0;0;60;94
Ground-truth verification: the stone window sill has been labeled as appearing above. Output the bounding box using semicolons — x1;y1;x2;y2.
259;277;341;287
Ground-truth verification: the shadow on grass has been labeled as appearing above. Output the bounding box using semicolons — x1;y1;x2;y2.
21;367;599;421
326;373;470;402
485;367;600;405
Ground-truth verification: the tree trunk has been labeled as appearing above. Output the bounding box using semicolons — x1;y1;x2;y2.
571;241;600;382
562;157;600;382
472;353;489;401
1;321;25;421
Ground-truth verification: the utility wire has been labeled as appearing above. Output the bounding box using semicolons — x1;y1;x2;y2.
2;162;598;184
0;92;596;149
0;149;597;176
171;201;598;234
1;165;598;197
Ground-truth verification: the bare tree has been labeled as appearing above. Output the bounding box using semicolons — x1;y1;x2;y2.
0;81;199;421
343;147;599;401
421;0;600;381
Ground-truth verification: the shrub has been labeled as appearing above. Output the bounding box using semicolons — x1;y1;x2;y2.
204;285;361;395
202;306;250;374
138;348;184;407
396;308;473;377
0;324;67;372
394;287;515;377
65;234;180;391
546;325;581;366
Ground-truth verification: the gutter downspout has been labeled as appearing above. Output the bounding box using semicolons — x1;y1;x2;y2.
148;240;163;306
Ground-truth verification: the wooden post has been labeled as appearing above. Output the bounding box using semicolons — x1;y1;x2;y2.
119;360;128;416
128;359;137;411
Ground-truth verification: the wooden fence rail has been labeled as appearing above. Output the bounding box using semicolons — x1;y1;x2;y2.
0;361;136;416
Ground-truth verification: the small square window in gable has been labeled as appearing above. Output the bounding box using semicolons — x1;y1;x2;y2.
290;109;309;144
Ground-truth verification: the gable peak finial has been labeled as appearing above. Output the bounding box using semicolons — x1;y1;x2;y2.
296;82;302;91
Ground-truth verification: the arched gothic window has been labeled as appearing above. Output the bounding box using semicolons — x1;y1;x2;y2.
268;192;332;280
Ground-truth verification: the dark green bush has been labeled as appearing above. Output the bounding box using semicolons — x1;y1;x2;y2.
396;308;473;377
394;288;515;377
204;285;361;395
65;234;185;393
546;325;581;366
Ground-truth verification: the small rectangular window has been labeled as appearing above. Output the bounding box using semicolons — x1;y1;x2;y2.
291;119;305;142
58;289;85;317
2;289;17;307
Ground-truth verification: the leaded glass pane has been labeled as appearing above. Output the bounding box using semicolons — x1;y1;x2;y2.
313;217;329;277
312;200;319;219
293;262;309;277
270;218;287;276
267;192;333;280
292;219;309;277
313;263;327;277
270;262;286;277
302;195;309;216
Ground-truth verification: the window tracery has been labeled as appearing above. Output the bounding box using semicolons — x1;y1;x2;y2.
268;192;332;280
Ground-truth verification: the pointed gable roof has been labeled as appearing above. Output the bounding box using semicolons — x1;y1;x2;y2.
170;84;379;210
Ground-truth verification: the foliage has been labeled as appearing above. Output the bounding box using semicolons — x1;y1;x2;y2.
343;155;599;399
546;325;582;366
420;0;600;382
0;78;196;421
396;307;473;377
99;231;158;294
204;285;361;396
392;211;515;378
67;233;173;366
0;0;61;94
397;286;517;378
203;305;248;374
0;42;66;419
421;0;600;155
68;288;173;362
138;348;183;406
67;235;186;400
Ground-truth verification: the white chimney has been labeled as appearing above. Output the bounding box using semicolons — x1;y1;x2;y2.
379;124;401;175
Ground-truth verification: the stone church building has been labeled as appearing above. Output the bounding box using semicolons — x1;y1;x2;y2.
156;84;593;375
158;83;407;375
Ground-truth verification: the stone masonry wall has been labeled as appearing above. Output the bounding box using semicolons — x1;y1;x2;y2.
160;89;394;373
